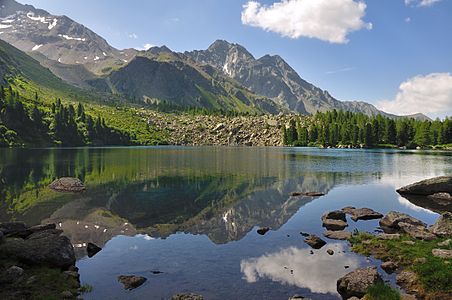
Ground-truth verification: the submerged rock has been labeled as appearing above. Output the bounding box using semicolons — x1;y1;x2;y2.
171;293;204;300
118;275;147;290
324;230;352;240
304;235;326;249
49;177;85;193
379;211;426;230
288;295;312;300
257;227;270;235
87;242;102;258
397;176;452;196
429;212;452;237
336;267;382;299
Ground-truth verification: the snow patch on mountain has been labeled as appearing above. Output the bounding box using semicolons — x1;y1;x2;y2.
58;34;86;42
48;18;57;30
32;44;42;51
0;24;12;29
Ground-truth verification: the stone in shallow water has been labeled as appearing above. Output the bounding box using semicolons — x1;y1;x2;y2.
323;230;351;240
87;242;102;258
337;267;382;299
117;275;147;290
304;235;326;249
345;207;383;221
322;219;348;231
49;177;85;193
381;261;398;274
322;210;346;222
171;293;204;300
257;227;270;235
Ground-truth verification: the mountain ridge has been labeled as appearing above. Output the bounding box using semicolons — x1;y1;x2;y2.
0;0;430;120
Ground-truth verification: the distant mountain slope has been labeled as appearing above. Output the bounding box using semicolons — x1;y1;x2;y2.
89;48;283;114
185;40;430;120
0;0;136;75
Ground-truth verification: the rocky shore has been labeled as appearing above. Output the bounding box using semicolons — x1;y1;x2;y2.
142;111;298;146
0;222;81;299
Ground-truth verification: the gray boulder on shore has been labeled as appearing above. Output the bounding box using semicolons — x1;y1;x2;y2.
0;223;76;269
429;212;452;237
336;267;383;299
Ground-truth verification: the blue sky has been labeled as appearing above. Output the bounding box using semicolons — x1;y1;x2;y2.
18;0;452;118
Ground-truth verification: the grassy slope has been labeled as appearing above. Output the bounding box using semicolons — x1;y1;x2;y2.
0;40;166;145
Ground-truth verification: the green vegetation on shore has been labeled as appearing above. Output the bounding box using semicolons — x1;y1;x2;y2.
350;232;452;299
366;282;401;300
283;110;452;148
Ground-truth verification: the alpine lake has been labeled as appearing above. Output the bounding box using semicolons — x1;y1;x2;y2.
1;146;451;299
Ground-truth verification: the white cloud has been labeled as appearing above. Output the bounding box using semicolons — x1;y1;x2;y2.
143;43;154;50
129;33;138;39
377;73;452;118
405;17;411;23
326;67;354;75
241;0;372;44
405;0;442;7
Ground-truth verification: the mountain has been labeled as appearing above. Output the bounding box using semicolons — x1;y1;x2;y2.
0;0;136;77
0;0;430;119
88;47;282;114
185;40;417;118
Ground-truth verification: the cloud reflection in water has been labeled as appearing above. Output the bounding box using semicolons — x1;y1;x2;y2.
240;244;360;294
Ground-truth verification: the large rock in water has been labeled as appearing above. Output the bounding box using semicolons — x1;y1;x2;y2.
337;267;383;299
342;207;383;221
49;177;85;193
429;212;452;237
0;234;76;268
171;293;204;300
397;176;452;196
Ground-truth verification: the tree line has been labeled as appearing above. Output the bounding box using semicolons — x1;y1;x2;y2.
283;110;452;148
0;86;133;147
